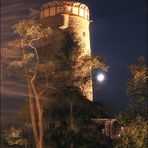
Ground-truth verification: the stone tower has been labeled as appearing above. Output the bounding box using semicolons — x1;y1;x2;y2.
40;0;93;101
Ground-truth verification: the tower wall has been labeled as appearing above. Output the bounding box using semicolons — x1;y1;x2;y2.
40;1;93;101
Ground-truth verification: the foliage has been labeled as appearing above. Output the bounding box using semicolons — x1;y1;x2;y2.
127;56;148;102
126;57;148;120
1;19;52;79
2;127;26;146
114;116;147;148
45;126;113;148
13;19;51;41
43;92;112;148
115;57;148;148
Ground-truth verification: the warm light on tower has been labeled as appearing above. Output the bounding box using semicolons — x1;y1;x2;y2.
40;0;92;100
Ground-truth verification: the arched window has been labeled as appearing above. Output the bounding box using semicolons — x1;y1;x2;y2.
72;7;78;15
79;8;84;17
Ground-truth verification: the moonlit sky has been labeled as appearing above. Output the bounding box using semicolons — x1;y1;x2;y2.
1;0;147;125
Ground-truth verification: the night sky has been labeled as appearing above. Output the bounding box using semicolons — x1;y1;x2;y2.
1;0;147;125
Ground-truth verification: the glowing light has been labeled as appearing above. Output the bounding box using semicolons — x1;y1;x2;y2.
97;73;105;82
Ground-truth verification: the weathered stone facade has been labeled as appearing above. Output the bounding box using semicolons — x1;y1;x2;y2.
40;0;93;101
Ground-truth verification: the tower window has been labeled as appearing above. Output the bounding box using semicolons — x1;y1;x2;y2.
65;6;71;12
50;7;56;16
57;7;64;13
44;8;49;17
72;7;78;15
83;32;86;37
79;8;84;17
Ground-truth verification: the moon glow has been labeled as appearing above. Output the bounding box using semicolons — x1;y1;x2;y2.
97;73;105;82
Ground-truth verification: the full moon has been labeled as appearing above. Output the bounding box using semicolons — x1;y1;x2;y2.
97;73;105;82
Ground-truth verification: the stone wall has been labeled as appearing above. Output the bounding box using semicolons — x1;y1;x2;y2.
40;1;93;101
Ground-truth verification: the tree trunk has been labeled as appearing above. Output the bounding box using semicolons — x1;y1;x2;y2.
28;44;44;148
31;76;43;148
70;101;73;130
25;139;27;148
26;78;39;147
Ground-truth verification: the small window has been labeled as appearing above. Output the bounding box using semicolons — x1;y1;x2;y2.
57;7;64;13
83;32;86;37
65;6;71;12
72;7;78;15
44;8;49;18
50;7;56;16
79;8;84;17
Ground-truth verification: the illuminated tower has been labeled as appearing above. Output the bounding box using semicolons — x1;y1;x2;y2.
40;0;93;101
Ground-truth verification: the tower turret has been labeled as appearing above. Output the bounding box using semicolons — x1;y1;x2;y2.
40;0;93;101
